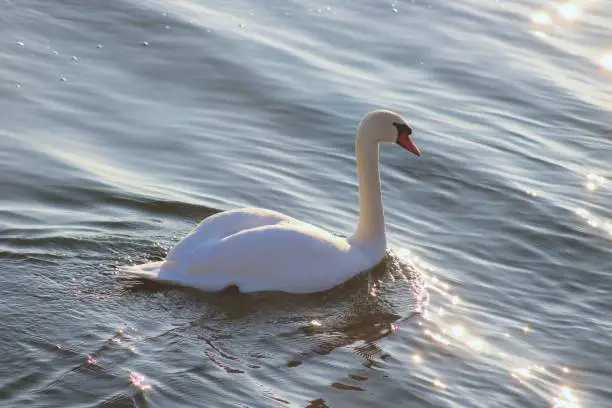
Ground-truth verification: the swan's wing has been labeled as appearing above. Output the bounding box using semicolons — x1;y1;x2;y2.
167;207;294;261
170;223;362;293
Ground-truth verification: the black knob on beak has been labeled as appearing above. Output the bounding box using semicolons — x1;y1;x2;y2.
393;122;412;137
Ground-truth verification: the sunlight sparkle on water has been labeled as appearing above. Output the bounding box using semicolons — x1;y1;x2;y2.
553;386;581;407
511;366;533;381
129;371;151;390
587;173;605;183
415;255;587;408
532;30;548;39
602;55;612;71
468;338;485;352
424;329;450;346
575;208;589;218
586;173;606;191
557;4;581;21
309;319;322;328
433;379;447;389
531;11;552;25
531;364;547;374
451;325;465;339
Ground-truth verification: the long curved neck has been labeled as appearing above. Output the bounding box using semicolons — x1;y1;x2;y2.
351;134;386;248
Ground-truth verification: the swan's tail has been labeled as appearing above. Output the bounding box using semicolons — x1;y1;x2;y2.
118;261;166;280
117;260;230;292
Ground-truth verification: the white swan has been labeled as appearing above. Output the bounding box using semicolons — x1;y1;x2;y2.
120;109;421;293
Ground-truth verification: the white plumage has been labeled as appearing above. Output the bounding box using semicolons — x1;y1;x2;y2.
119;109;421;293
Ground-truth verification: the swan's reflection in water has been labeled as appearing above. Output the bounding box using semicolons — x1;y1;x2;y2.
120;245;585;407
120;251;426;399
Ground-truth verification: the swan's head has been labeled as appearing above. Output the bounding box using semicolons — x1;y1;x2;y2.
358;109;421;156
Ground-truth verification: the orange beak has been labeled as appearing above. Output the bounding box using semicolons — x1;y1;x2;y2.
397;132;421;157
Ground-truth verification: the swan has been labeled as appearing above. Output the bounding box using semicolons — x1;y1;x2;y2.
119;109;421;293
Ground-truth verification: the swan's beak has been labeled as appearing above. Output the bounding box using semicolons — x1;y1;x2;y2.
397;133;421;157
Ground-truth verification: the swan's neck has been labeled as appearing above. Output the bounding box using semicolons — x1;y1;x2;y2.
351;135;386;249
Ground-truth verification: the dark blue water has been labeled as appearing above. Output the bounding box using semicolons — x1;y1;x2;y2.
1;0;611;406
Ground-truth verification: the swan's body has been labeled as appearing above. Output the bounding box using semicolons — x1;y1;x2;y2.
120;110;420;293
122;208;379;293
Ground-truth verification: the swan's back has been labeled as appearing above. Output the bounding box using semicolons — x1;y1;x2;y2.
167;208;295;261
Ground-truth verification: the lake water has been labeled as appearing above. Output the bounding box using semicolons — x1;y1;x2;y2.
1;0;611;407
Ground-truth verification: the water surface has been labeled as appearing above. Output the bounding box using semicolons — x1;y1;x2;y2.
1;0;611;407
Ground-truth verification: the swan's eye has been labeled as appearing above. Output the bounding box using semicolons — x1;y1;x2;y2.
392;122;412;137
